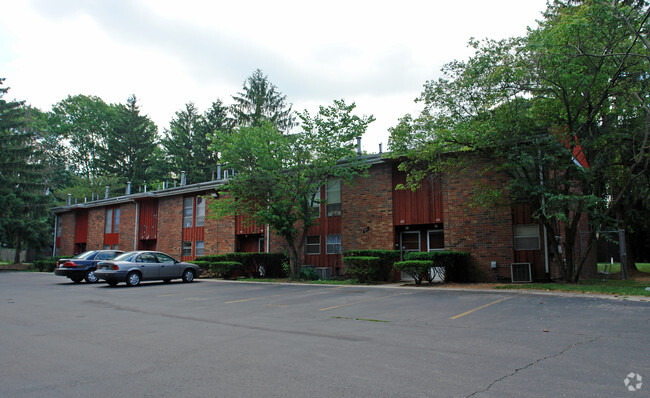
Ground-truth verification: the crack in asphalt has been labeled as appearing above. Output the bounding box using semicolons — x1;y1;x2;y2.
464;336;602;398
84;299;370;342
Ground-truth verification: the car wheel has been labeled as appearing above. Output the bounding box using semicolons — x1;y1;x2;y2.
181;269;194;283
126;272;141;287
107;281;119;287
163;279;171;283
71;277;83;284
85;270;98;283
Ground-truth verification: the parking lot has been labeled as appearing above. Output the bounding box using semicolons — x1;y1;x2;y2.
1;272;648;397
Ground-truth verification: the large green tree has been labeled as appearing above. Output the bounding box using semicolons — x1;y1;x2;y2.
389;0;650;282
0;78;52;262
101;95;161;188
231;69;296;131
48;94;113;180
210;100;374;275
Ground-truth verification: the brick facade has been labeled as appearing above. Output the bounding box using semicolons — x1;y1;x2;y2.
87;208;105;250
120;202;136;251
158;196;183;258
342;163;394;251
59;212;76;256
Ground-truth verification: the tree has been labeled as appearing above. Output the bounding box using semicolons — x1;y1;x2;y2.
231;69;296;131
210;100;374;275
0;78;53;263
389;0;650;282
101;95;161;188
162;102;219;184
48;94;113;180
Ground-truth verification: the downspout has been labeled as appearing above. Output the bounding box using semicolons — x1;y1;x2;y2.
266;224;270;253
52;215;58;257
133;201;139;251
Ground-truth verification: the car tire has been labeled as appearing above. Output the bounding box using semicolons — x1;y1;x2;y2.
71;277;83;284
85;270;98;283
181;269;194;283
126;272;141;287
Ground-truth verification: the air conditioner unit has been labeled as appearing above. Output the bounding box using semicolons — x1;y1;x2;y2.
511;263;532;283
315;267;332;280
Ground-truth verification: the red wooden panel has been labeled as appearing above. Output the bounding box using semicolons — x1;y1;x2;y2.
236;214;265;235
74;210;88;243
183;227;205;242
392;167;443;226
104;233;119;245
138;199;158;240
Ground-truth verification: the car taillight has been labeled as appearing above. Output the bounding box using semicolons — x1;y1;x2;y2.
63;261;76;268
112;264;120;270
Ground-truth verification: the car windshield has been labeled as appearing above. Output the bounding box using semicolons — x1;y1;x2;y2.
73;251;97;260
112;251;140;262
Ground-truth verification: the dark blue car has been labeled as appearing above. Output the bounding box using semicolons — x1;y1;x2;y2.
54;250;124;283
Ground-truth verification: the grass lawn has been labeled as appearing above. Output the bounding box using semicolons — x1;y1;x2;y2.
497;273;650;297
597;262;650;273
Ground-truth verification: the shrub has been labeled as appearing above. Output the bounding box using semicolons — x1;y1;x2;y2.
295;266;319;281
211;261;242;279
343;250;401;281
342;256;381;283
403;251;473;283
189;260;211;273
195;253;288;278
33;256;65;272
393;261;431;286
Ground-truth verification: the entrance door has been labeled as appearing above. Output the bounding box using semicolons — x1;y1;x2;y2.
400;231;420;281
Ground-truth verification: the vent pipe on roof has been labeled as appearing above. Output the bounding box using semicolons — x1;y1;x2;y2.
126;182;131;195
144;185;147;193
379;143;383;154
92;192;95;201
180;171;186;186
217;165;221;180
67;194;71;206
105;186;109;199
84;197;87;203
356;137;362;156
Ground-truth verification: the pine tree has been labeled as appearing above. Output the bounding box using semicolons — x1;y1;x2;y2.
231;69;296;132
0;78;52;262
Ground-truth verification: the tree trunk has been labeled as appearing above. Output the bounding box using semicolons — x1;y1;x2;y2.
13;233;22;265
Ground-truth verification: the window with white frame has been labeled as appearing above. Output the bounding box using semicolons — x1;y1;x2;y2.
326;180;341;217
306;235;321;255
182;241;192;257
195;197;205;227
326;234;341;254
183;197;194;228
514;224;541;250
195;241;205;256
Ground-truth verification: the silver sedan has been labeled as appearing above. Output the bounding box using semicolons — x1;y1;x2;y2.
95;251;201;287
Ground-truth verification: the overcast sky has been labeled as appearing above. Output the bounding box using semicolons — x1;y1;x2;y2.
1;0;548;153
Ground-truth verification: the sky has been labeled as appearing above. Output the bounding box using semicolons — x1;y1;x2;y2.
1;0;548;153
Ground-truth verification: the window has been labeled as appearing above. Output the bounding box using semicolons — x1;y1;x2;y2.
400;231;420;251
113;208;120;233
157;253;175;264
514;224;540;250
306;235;321;255
196;197;205;227
182;241;192;257
183;197;194;228
195;241;205;256
326;180;341;216
427;230;444;251
310;188;321;216
105;208;113;234
326;234;341;254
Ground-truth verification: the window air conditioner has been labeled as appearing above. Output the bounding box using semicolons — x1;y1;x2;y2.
511;263;532;283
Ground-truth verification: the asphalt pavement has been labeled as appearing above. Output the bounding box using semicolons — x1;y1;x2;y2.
1;272;648;397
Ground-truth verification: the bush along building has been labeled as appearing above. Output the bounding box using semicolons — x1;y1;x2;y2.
51;154;590;282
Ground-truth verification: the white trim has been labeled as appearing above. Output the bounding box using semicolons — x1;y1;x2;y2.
426;229;444;252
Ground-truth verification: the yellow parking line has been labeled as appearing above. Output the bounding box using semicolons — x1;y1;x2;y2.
449;297;512;320
318;292;412;311
225;287;342;304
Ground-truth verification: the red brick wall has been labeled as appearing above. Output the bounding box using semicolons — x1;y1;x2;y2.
87;208;105;250
120;202;136;251
342;163;394;251
203;197;218;255
158;196;183;257
443;165;514;281
216;215;236;254
59;212;76;256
